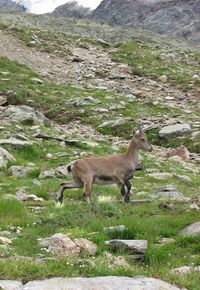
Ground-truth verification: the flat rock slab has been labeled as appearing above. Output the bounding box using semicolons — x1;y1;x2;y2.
0;280;23;290
22;277;181;290
159;123;191;138
0;139;33;148
105;240;147;254
180;220;200;237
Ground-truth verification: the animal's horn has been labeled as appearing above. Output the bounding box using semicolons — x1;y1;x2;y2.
137;123;144;133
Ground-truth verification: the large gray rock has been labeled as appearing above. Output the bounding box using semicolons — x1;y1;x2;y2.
159;123;191;138
0;280;23;290
0;105;51;126
0;147;16;162
180;221;200;237
0;139;33;148
91;0;200;43
105;240;147;255
48;233;80;258
22;277;182;290
155;185;187;200
8;166;35;178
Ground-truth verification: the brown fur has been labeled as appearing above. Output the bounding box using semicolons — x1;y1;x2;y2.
57;127;152;204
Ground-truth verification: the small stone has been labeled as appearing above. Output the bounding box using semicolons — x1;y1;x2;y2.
103;225;126;232
31;77;43;84
159;75;168;83
148;172;173;180
177;175;192;184
37;238;51;248
0;236;12;245
39;169;56;179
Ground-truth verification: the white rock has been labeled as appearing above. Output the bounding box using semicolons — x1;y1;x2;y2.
0;280;23;290
22;277;181;290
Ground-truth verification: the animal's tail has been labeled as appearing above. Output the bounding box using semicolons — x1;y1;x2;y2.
67;164;72;173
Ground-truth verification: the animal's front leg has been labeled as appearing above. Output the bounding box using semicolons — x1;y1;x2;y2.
123;180;132;203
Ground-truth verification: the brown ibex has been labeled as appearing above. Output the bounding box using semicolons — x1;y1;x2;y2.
57;126;152;204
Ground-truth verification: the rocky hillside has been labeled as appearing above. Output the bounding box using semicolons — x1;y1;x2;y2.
91;0;200;43
0;12;200;290
0;0;25;12
53;1;90;19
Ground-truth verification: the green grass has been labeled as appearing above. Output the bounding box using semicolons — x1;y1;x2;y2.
112;42;200;91
0;22;200;289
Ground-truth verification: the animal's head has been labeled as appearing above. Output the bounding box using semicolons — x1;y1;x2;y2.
133;125;153;152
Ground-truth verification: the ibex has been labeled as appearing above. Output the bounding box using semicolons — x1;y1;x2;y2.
57;126;152;204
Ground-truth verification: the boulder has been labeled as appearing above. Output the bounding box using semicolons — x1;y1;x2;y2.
0;139;33;148
105;240;147;255
1;105;50;126
48;233;80;258
22;277;182;290
159;123;191;138
74;238;98;256
180;221;200;237
8;166;35;178
168;145;190;161
155;185;187;200
0;280;23;290
0;147;16;162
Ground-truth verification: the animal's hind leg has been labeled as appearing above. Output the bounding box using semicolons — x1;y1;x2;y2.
57;180;83;203
83;178;93;203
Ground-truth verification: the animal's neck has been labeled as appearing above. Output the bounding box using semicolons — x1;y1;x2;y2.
126;138;139;158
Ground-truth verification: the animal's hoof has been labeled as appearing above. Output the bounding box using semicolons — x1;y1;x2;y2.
56;201;64;208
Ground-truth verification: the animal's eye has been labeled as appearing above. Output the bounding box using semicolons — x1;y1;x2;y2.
141;138;145;142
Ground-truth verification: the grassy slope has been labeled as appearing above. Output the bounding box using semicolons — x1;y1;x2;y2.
0;23;200;289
